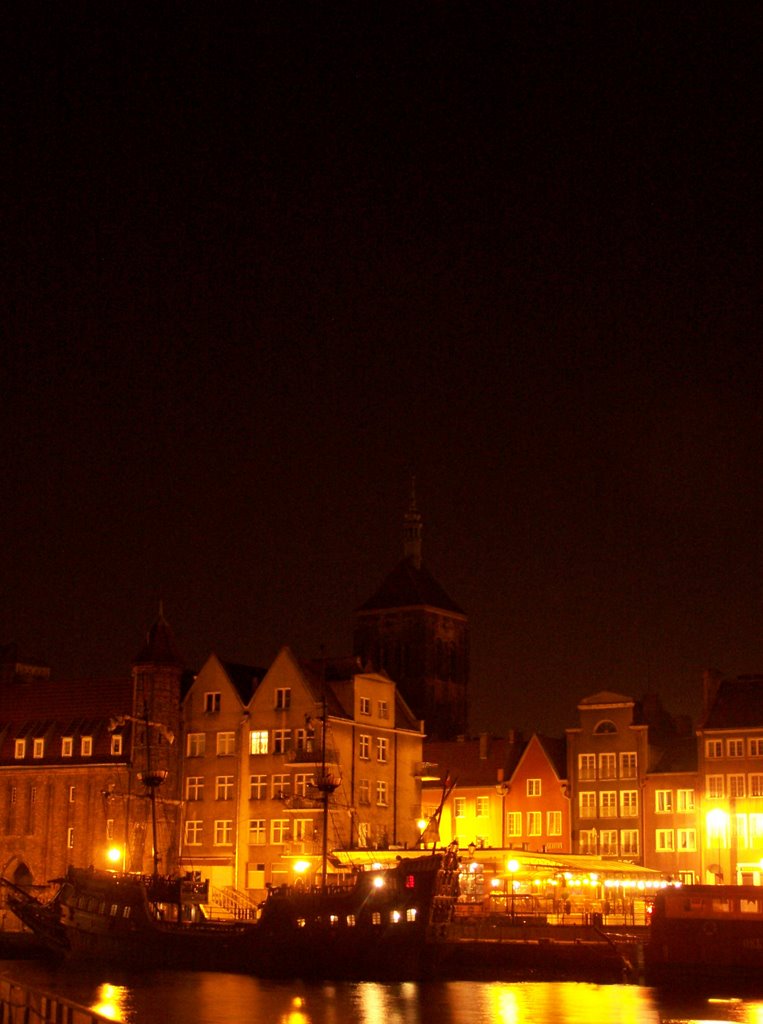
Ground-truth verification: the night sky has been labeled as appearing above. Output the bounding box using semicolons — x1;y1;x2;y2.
3;6;761;737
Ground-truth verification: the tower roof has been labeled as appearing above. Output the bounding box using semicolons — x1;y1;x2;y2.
133;606;184;668
357;557;464;614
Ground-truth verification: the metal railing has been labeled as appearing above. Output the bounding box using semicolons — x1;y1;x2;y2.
0;975;113;1024
206;884;260;921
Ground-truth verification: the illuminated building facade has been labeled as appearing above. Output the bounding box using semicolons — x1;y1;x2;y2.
420;732;570;853
0;612;183;898
179;646;424;901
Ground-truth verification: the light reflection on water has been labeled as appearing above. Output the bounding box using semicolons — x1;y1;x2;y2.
4;961;763;1024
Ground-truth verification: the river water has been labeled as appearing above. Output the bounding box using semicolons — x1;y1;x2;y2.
3;960;763;1024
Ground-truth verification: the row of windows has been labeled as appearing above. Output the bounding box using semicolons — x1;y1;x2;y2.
706;774;763;799
14;735;123;759
579;829;639;856
706;738;763;759
185;773;389;805
655;828;697;852
577;752;638;781
579;790;640;817
506;810;563;837
184;817;317;847
358;696;389;719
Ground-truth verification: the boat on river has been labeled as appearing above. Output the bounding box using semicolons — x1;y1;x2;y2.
3;866;259;971
645;884;763;988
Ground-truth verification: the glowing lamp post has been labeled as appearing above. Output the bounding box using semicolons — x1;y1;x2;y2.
706;807;728;883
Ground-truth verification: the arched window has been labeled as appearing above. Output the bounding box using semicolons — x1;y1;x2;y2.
594;719;617;735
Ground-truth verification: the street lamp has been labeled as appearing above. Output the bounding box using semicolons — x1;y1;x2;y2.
706;807;728;883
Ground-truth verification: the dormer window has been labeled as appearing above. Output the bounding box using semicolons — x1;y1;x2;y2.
359;697;371;716
110;734;123;756
14;739;26;759
593;720;617;735
33;738;44;759
61;737;73;757
81;736;93;757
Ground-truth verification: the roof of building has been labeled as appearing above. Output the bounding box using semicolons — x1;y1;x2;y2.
133;608;184;668
0;674;134;765
421;735;527;787
223;661;267;705
702;675;763;730
649;734;698;773
356;557;464;615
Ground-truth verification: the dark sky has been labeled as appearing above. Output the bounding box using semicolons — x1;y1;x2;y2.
3;5;761;737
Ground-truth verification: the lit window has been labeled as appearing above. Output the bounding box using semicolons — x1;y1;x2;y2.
67;827;74;849
453;797;466;818
184;820;202;846
187;732;206;757
598;753;616;780
579;829;597;854
110;734;123;756
619;752;637;778
250;731;268;755
750;775;763;798
578;754;596;780
527;778;541;797
81;736;92;756
61;737;73;757
204;691;221;713
527;811;541;836
216;731;235;756
32;738;44;759
14;739;26;759
476;796;489;817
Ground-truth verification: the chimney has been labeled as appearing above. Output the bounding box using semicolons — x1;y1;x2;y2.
479;732;490;760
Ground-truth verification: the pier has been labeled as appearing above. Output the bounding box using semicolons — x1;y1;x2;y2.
0;975;113;1024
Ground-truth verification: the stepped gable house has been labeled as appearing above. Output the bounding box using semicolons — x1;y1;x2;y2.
353;489;469;740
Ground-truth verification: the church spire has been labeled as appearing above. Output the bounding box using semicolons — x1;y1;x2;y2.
403;476;423;569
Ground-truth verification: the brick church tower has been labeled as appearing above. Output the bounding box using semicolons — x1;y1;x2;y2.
353;485;469;739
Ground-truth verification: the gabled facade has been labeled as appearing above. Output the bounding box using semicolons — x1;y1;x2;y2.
420;732;569;853
179;647;424;900
643;736;700;882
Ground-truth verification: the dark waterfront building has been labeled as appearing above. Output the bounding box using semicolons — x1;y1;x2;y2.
353;489;469;740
